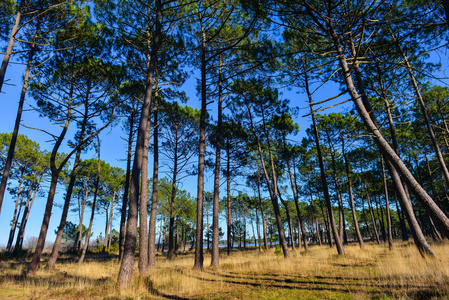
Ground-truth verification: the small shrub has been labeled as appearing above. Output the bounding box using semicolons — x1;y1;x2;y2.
274;245;282;256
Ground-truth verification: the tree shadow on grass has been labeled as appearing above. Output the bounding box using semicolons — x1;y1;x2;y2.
176;268;445;298
143;276;191;300
0;269;109;288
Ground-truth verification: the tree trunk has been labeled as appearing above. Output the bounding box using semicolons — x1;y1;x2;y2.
326;132;347;244
14;172;43;254
245;100;290;258
107;197;115;251
138;97;151;273
103;192;115;252
364;183;381;245
77;181;89;251
0;31;36;214
193;19;208;271
284;133;308;250
78;142;101;265
304;57;344;255
211;56;223;266
167;159;178;260
27;78;74;277
381;157;394;249
226;143;232;256
279;194;295;251
6;174;23;252
116;0;160;288
119;111;135;261
48;92;90;268
342;135;364;249
255;207;261;252
0;1;22;94
257;166;268;251
148;95;160;267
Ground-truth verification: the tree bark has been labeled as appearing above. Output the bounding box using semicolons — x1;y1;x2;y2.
211;56;223;266
148;96;160;267
381;157;394;249
78;141;101;265
14;172;43;254
0;1;22;94
116;0;160;288
341;135;364;249
304;56;344;255
6;174;23;252
364;183;381;244
119;112;135;261
0;25;35;214
167;138;178;260
257;166;268;251
226;143;232;256
279;194;295;251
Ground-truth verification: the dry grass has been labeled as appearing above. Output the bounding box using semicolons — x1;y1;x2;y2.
1;241;449;299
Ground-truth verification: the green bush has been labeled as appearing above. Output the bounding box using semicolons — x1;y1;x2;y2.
274;245;282;256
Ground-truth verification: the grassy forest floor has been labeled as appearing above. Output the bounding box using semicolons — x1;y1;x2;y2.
1;241;449;299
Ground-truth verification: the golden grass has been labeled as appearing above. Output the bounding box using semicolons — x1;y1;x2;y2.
1;241;449;299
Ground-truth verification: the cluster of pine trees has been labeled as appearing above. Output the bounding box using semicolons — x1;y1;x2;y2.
1;0;449;290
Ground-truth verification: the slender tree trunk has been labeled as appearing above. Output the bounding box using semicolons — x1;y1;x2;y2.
364;183;381;244
226;143;232;256
77;182;89;251
381;157;394;249
14;172;43;254
103;192;115;252
245;101;290;258
162;215;167;253
119;112;134;261
304;57;344;255
342;136;364;249
107;197;114;251
27;79;74;277
138;101;151;273
116;0;161;288
279;194;295;251
326;133;347;244
48;93;90;268
284;134;308;250
211;57;223;266
307;184;322;246
375;195;387;242
193;19;208;271
78;142;101;265
0;33;36;215
257;166;268;251
6;174;23;252
255;207;261;252
0;1;22;94
148;95;160;267
167;163;178;260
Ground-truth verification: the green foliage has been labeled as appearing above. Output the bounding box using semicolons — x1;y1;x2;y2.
274;244;282;256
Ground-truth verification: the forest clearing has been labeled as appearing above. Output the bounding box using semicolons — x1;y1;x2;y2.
1;241;449;299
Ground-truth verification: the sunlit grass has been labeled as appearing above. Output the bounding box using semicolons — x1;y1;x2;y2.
1;241;448;299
